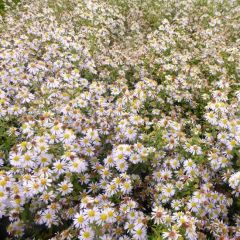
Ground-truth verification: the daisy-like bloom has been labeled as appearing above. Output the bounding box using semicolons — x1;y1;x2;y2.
85;207;98;223
116;160;129;173
58;180;73;196
97;209;110;225
125;128;137;141
40;209;58;228
105;182;118;196
226;139;237;150
151;206;167;225
132;224;147;240
84;146;95;157
68;158;88;173
80;137;91;147
47;202;61;213
78;227;94;240
105;207;116;223
51;123;63;135
125;221;135;233
79;173;90;185
165;136;178;150
120;180;132;194
229;171;240;191
152;171;163;183
113;151;126;162
40;191;55;203
162;183;175;198
171;200;182;211
129;154;141;164
162;228;181;240
38;177;52;190
188;145;202;155
192;191;206;203
9;152;22;167
0;188;7;202
100;167;111;179
88;182;99;194
169;158;180;169
53;160;67;175
73;211;86;228
61;129;76;144
38;153;53;167
187;199;199;213
86;128;99;141
184;159;196;172
205;112;218;125
27;62;39;75
217;132;229;144
21;151;35;168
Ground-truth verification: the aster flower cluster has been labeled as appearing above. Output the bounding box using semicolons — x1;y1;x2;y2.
0;0;239;239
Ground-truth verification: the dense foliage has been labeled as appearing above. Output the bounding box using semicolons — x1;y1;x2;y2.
0;0;240;239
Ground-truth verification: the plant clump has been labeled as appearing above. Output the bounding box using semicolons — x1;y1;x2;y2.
0;0;240;239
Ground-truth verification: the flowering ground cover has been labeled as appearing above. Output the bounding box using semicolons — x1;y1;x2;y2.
0;0;240;239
